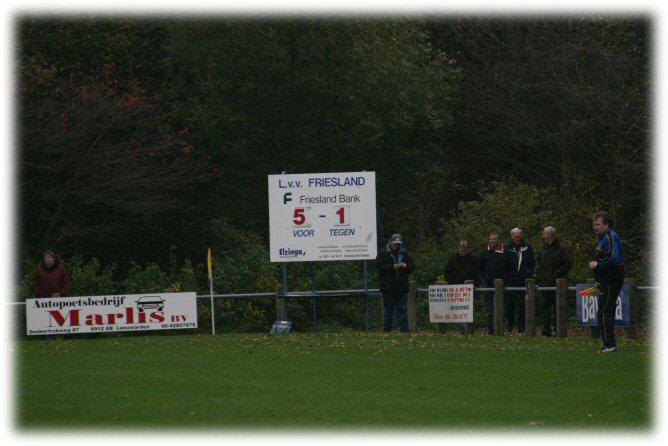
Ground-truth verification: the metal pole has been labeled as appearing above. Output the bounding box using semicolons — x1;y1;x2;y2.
376;202;384;330
363;260;369;331
206;247;216;335
308;262;317;332
282;263;288;293
280;170;289;321
282;262;289;320
209;275;215;336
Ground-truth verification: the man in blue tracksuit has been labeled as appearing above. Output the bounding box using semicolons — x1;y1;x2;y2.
376;233;416;332
588;211;625;353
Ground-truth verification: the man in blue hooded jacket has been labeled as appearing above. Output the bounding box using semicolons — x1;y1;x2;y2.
588;211;625;353
376;233;416;332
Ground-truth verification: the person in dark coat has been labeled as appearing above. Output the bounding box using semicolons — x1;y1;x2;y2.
478;232;513;335
444;239;479;333
505;228;535;333
534;227;572;336
444;240;479;286
588;211;625;353
33;250;71;298
376;233;416;332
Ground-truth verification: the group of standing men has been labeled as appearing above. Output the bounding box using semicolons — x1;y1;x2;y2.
377;212;625;352
444;226;571;336
34;213;624;353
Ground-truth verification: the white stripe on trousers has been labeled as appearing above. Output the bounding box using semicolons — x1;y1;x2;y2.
601;285;611;344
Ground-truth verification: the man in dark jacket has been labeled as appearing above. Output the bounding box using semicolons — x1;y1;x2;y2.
505;228;535;333
444;240;479;286
478;232;513;335
33;250;71;298
534;227;572;336
376;233;416;332
589;211;625;353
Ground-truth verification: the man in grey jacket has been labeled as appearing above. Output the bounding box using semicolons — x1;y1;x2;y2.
534;226;572;336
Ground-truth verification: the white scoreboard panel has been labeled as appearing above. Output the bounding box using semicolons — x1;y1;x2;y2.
268;171;377;262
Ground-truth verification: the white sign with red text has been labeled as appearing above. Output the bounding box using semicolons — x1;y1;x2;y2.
428;284;474;323
25;292;197;336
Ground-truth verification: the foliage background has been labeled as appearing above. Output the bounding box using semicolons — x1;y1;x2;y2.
15;17;651;331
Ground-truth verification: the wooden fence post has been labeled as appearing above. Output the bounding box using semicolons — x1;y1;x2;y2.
625;278;637;340
494;279;504;336
275;285;287;321
408;281;418;332
525;278;536;337
556;278;567;338
465;280;476;335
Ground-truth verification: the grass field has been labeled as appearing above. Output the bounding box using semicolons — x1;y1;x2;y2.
14;331;651;430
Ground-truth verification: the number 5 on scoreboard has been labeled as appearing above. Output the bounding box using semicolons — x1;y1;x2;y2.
293;207;308;226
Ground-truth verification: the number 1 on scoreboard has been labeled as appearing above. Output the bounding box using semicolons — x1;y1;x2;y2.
334;206;350;226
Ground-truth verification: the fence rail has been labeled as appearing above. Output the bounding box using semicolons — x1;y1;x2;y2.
10;279;655;337
8;284;656;305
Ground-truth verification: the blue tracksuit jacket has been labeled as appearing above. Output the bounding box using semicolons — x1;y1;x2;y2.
594;229;625;283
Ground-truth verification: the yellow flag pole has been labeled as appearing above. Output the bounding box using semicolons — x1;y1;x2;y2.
207;247;216;335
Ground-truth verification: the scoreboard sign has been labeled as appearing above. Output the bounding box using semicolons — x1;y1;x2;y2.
268;171;377;262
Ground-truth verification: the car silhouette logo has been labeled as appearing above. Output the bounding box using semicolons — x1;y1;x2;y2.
136;296;165;312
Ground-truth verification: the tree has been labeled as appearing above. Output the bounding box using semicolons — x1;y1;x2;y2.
164;19;460;242
428;18;649;243
18;80;207;262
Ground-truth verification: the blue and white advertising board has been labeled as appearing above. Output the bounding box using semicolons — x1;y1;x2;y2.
575;283;630;327
268;171;377;262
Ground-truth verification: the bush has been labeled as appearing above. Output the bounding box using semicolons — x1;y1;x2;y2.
16;256;120;299
437;179;606;285
68;256;119;296
14;185;651;336
123;262;170;294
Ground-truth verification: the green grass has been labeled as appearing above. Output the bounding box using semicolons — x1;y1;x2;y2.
14;332;651;430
